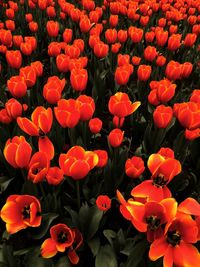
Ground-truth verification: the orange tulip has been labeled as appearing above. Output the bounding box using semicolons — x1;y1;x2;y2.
31;61;43;77
54;99;80;128
153;105;173;128
108;128;124;147
59;146;99;179
5;98;24;120
89;118;102;134
28;151;50;183
105;28;117;44
125;156;145;179
4;136;32;168
6;50;22;69
96;195;111;211
19;66;37;87
76;95;95;121
63;28;73;43
46;167;64;185
43;76;66;104
109;92;140;118
0;194;41;234
93;42;109;58
70;68;88;91
93;150;108;167
46;20;59;37
137;65;152;81
7;75;27;98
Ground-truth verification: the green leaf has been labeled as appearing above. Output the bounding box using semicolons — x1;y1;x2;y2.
95;245;118;267
0;176;14;193
103;229;116;247
124;239;148;267
24;247;53;267
30;213;58;239
55;256;72;267
85;206;103;240
87;237;100;256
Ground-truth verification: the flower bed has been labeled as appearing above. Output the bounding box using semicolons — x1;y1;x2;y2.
0;0;200;266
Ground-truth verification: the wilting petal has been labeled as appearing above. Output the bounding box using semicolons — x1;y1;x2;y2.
41;238;58;258
38;136;54;160
173;242;200;267
149;237;169;261
178;198;200;216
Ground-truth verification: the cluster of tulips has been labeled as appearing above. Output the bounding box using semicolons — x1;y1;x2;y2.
0;0;200;266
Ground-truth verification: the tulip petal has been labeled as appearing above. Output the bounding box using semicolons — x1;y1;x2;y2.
38;136;54;160
178;198;200;216
149;237;168;261
41;238;58;258
15;141;32;168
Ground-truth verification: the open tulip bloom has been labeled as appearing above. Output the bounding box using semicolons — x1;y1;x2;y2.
0;0;200;266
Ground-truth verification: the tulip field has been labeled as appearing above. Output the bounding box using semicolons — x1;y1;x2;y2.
0;0;200;266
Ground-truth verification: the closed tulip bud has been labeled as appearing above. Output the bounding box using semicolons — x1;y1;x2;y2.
7;75;27;98
131;56;141;66
125;156;145;178
184;33;197;47
43;76;66;105
105;28;117;44
46;20;59;37
111;43;121;53
153;105;173;128
70;68;88;92
185;128;200;141
158;18;166;27
4;136;32;168
5;98;23;119
94;150;108;167
144;46;157;61
77;95;95;121
89;118;102;134
108;128;124;147
156;55;166;66
117;29;128;43
24;36;37;51
89;11;100;23
0;29;12;46
48;42;61;57
79;16;91;33
115;65;131;86
25;13;33;22
6;50;22;69
169;25;178;35
5;20;15;31
31;61;43;77
46;6;56;17
73;39;85;53
28;21;38;33
0;109;12;124
167;34;182;51
109;15;118;27
190;90;200;103
165;61;181;81
19;66;37;87
6;8;15;19
63;28;73;44
117;54;130;66
13;35;23;47
65;45;80;59
145;31;155;42
56;54;70;73
94;42;109;58
20;42;33;56
155;30;168;46
181;62;193;78
140;16;149;26
137;65;152;81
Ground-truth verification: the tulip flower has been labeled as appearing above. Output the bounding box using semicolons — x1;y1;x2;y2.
1;194;41;234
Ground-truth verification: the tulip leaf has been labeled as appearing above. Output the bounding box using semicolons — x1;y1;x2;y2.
103;229;117;246
87;237;100;256
0;176;14;193
30;213;58;239
55;256;72;267
95;245;118;267
124;238;148;267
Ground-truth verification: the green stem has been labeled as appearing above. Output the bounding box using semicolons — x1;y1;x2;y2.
76;180;81;210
